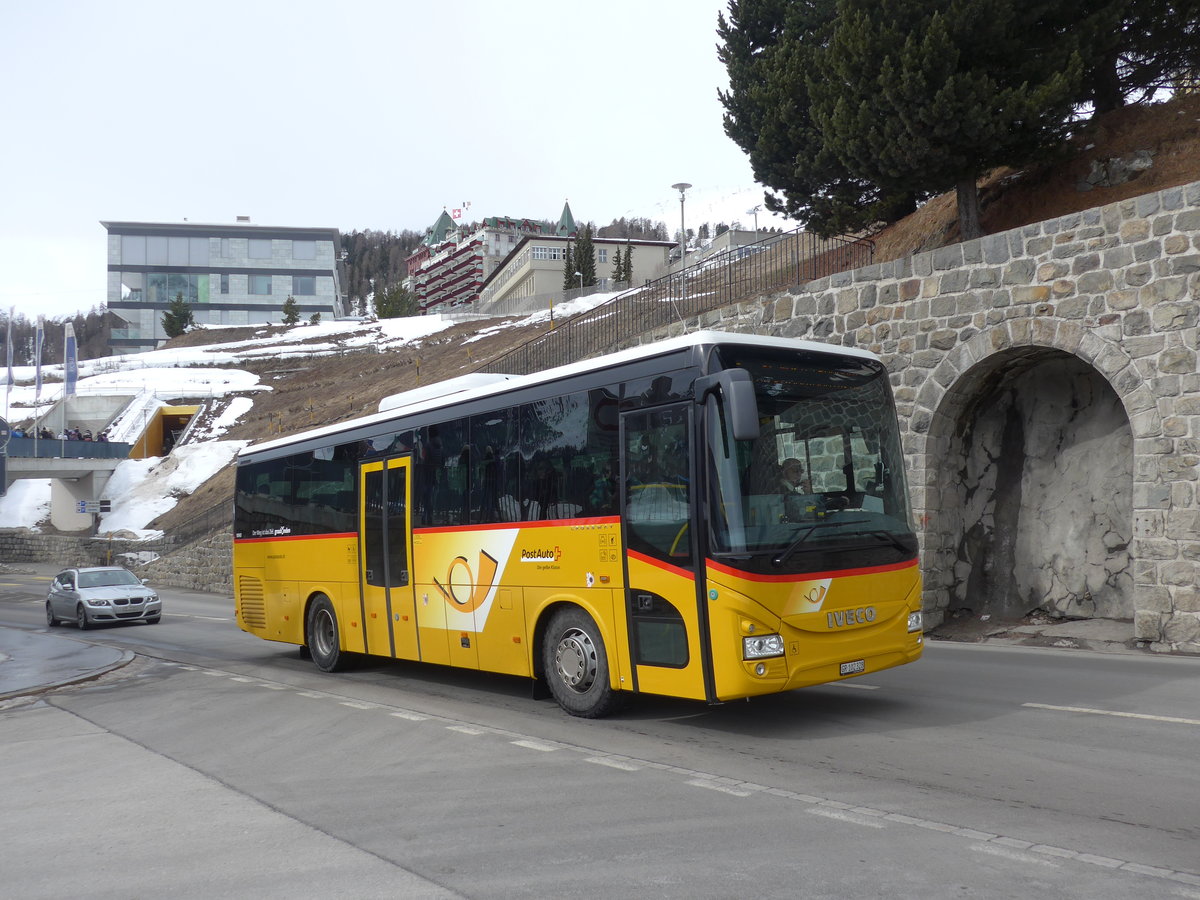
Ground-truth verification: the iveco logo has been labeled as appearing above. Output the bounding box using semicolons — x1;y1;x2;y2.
827;607;877;628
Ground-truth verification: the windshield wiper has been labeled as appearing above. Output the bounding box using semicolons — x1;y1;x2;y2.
770;518;869;567
861;530;915;554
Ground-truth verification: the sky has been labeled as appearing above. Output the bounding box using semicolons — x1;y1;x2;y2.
0;0;787;322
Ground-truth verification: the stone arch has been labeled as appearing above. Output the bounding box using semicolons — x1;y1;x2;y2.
915;322;1140;626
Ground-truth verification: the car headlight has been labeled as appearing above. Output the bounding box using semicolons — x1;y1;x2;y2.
743;634;785;659
85;598;111;607
145;594;158;603
907;611;923;633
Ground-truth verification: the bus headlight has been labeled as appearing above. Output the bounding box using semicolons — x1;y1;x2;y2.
743;634;785;659
907;612;923;633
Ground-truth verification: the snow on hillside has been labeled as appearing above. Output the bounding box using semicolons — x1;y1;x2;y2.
2;299;625;537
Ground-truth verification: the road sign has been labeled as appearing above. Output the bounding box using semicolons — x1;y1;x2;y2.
76;499;112;514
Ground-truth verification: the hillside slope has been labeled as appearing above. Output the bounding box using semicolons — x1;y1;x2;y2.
151;97;1200;534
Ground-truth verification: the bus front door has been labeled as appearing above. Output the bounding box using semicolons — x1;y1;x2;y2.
358;458;419;660
621;405;709;701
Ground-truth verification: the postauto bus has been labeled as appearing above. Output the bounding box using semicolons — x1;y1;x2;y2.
232;331;922;717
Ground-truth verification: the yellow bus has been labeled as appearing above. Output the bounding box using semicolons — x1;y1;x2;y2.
233;331;922;716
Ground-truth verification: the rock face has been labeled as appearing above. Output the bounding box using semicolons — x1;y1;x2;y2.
947;353;1133;620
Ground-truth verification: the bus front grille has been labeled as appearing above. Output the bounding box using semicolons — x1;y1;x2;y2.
238;576;267;628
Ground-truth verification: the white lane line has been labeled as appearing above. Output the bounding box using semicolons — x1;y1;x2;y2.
972;843;1060;868
390;711;429;721
831;681;881;690
340;700;376;710
447;724;485;735
1023;703;1200;726
806;807;886;829
585;756;641;771
511;739;558;752
687;778;753;797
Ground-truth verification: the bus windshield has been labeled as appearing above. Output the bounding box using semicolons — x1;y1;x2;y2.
705;346;916;573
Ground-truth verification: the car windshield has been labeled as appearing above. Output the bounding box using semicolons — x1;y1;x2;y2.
705;346;917;573
78;570;142;589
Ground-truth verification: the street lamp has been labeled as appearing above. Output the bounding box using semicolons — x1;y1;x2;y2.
575;271;583;291
671;183;691;316
747;205;762;244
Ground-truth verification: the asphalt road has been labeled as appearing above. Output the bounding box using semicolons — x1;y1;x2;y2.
2;568;1198;899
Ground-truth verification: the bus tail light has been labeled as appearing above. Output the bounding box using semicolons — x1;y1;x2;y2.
743;634;785;660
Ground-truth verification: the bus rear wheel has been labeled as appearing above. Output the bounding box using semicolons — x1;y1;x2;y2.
306;595;349;672
543;606;623;718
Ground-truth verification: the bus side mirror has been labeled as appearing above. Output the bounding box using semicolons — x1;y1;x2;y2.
696;369;760;441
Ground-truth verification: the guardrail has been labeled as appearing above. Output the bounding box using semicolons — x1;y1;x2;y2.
479;227;873;376
3;437;133;460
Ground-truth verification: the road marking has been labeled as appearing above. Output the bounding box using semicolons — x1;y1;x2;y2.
340;700;376;709
511;739;558;752
972;843;1060;868
1023;703;1200;726
585;756;641;771
688;778;753;797
447;724;485;735
831;681;881;690
806;807;887;828
390;711;429;721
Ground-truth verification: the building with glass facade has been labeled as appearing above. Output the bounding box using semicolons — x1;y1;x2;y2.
103;219;346;354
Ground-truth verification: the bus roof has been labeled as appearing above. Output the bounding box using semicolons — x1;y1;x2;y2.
238;330;879;461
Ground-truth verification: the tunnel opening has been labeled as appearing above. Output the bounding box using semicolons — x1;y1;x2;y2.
938;350;1133;623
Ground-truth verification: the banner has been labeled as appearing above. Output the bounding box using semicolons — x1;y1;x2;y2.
4;306;11;388
34;315;45;401
64;322;78;399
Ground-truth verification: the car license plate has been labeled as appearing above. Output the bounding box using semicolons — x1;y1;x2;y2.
839;659;866;676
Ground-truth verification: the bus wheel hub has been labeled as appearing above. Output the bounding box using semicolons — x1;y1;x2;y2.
554;628;597;692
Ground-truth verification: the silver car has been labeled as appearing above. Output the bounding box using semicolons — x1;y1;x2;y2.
46;567;162;629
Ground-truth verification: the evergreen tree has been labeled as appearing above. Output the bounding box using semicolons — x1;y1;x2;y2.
574;225;598;287
281;295;301;325
610;245;624;286
161;292;194;338
812;0;1082;240
562;241;576;291
718;0;920;236
622;241;634;284
375;283;416;319
309;312;321;325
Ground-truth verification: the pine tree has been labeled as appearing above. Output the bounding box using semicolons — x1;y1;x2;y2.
562;241;576;292
161;292;194;338
574;225;598;287
375;283;416;319
610;245;624;287
623;242;634;285
309;312;321;325
718;0;919;236
282;295;301;325
812;0;1082;240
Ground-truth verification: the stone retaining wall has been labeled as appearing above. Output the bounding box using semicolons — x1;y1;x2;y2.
624;180;1199;653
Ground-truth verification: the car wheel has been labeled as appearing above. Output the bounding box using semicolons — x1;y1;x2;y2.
306;595;349;672
76;605;91;630
46;602;59;627
542;606;624;718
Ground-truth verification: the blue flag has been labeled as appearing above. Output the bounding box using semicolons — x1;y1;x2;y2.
64;322;78;399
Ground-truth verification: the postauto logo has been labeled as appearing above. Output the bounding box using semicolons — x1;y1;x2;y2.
520;546;562;563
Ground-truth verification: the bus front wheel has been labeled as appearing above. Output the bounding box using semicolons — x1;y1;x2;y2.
543;607;623;718
306;595;349;673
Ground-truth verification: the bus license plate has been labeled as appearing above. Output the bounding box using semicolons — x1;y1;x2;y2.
839;659;866;676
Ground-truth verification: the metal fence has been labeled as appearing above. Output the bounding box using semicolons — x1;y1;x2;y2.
479;227;873;376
